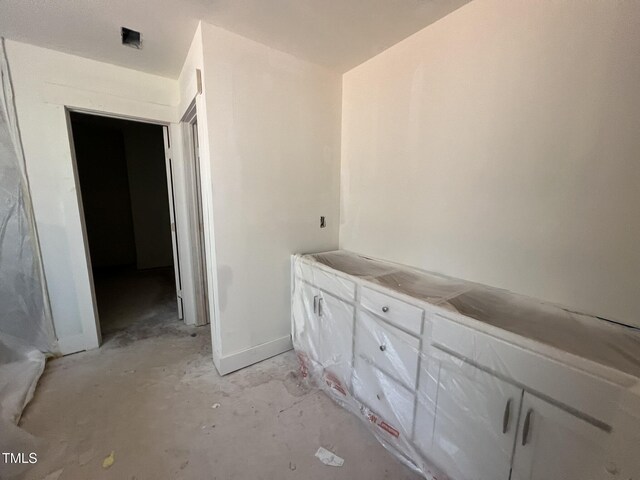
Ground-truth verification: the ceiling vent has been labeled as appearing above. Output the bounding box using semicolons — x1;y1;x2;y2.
121;27;142;49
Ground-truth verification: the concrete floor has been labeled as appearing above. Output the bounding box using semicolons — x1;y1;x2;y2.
18;269;421;480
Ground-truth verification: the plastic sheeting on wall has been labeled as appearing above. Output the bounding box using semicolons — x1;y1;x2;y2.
0;38;58;478
291;250;640;480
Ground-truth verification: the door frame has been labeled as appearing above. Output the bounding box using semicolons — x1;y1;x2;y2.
65;106;197;347
180;101;210;327
178;86;223;368
162;126;185;320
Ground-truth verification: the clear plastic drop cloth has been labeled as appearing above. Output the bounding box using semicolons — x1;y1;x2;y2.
0;38;58;478
291;251;640;480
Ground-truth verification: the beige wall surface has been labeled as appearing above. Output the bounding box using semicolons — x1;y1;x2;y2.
199;24;342;360
341;0;640;327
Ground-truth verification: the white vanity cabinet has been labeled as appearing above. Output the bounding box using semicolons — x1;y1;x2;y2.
291;252;639;480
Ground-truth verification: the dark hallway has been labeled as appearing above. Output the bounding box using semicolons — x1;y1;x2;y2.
70;112;179;340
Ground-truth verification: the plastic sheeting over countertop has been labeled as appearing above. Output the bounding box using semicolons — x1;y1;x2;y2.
309;250;640;379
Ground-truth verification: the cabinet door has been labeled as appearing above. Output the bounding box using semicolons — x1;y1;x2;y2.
429;353;521;480
511;393;613;480
292;281;323;365
317;292;354;389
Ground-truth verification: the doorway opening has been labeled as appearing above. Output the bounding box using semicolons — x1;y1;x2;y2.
69;112;182;341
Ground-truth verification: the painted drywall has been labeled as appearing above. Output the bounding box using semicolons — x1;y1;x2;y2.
198;23;342;364
5;39;179;353
341;0;640;327
8;27;340;362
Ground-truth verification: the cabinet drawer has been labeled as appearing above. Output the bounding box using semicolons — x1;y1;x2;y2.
355;310;420;389
353;356;415;438
361;286;423;335
299;262;355;302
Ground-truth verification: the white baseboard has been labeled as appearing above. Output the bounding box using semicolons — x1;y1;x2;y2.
217;335;293;375
57;333;89;356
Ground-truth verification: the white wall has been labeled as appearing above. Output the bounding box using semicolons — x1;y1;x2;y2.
341;0;640;328
8;27;341;365
6;40;179;353
197;24;342;371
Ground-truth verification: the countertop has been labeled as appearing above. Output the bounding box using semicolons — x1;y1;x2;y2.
307;250;640;379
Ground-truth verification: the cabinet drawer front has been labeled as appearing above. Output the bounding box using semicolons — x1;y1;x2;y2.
353;356;415;437
299;262;355;302
356;310;420;389
361;286;423;335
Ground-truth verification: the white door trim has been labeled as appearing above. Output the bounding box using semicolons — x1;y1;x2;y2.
180;104;209;327
163;126;185;320
179;89;224;369
63;108;101;352
64;107;194;353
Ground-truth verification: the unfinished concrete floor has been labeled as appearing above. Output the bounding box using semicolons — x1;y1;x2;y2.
92;266;179;338
18;269;421;480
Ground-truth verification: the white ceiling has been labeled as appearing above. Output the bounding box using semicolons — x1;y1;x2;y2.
0;0;470;78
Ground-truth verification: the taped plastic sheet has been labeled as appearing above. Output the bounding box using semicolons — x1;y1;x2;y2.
1;38;58;478
291;251;640;480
